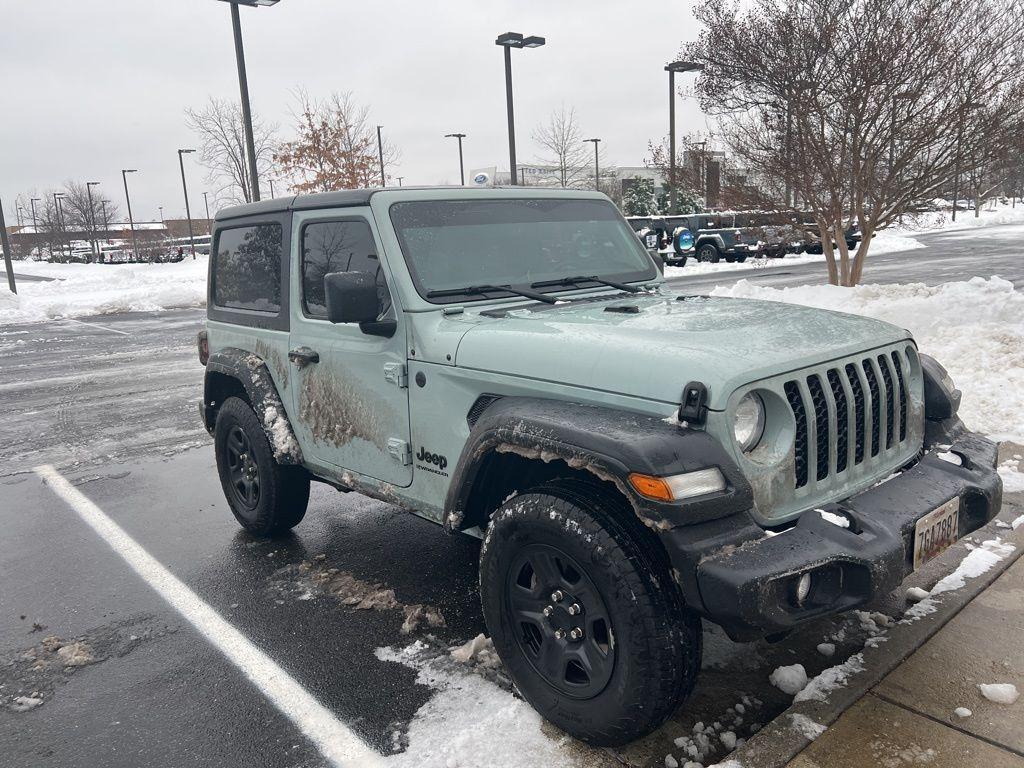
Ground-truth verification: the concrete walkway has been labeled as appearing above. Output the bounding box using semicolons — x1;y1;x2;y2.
788;555;1024;767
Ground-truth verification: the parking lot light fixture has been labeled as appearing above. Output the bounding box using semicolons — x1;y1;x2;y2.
178;149;198;259
496;31;545;185
445;133;467;185
376;125;386;187
121;169;139;261
584;138;602;191
217;0;280;202
86;181;101;259
665;61;704;214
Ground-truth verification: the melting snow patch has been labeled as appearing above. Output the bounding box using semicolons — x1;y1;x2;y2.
929;539;1015;596
8;695;43;713
794;653;866;703
997;459;1024;493
788;713;827;740
818;510;850;528
906;587;931;602
769;664;809;695
978;683;1019;705
375;642;592;767
954;707;973;718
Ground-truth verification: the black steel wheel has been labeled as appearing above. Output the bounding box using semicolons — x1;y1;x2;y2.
214;397;310;537
698;243;720;263
480;480;701;746
505;544;616;699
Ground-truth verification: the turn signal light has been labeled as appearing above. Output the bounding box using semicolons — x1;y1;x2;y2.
629;468;727;502
628;473;673;502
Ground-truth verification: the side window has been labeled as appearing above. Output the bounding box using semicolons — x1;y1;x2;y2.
214;223;282;313
301;219;391;318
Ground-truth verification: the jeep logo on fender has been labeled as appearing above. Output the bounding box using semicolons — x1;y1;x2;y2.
415;447;448;473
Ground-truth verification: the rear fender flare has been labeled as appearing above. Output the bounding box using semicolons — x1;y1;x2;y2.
204;348;303;465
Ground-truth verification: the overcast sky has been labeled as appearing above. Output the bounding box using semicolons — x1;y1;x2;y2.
1;0;707;223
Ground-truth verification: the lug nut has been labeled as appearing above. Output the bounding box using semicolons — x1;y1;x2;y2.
569;628;583;640
551;590;564;602
542;605;554;617
554;629;565;640
567;603;581;616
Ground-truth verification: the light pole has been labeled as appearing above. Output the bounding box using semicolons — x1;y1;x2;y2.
376;125;386;186
54;194;70;260
30;198;40;259
952;101;984;222
100;200;111;235
0;200;15;293
218;0;280;202
268;178;275;198
396;176;404;187
665;61;703;214
86;181;100;260
496;32;545;186
445;133;467;185
584;138;602;192
177;149;197;258
203;192;211;221
121;169;139;261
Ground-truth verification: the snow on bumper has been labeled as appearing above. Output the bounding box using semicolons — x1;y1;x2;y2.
691;429;1001;641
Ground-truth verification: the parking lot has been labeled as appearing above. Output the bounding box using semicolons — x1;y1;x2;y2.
2;226;1023;768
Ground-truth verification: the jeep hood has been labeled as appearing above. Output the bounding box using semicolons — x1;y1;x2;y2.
453;294;910;410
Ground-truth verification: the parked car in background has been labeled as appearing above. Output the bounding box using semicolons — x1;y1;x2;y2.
671;213;762;264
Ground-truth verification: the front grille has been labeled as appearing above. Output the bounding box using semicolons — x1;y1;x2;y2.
785;350;914;490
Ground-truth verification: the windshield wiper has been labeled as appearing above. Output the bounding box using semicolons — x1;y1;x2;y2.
530;275;643;293
426;284;558;304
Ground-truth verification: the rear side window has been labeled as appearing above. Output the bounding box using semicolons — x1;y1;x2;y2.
301;219;390;318
214;224;283;313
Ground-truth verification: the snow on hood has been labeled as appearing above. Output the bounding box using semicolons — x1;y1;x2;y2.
454;293;909;409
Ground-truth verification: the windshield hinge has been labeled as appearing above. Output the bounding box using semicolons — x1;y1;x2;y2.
384;362;408;388
678;381;708;425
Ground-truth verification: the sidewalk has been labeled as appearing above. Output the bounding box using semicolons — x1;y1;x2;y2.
787;555;1024;767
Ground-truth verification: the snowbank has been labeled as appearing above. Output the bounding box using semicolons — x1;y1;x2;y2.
895;201;1024;235
711;277;1024;442
0;257;208;324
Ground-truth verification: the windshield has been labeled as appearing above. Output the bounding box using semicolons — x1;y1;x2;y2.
389;198;657;303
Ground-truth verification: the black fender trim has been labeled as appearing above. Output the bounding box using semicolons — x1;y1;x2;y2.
443;397;754;536
202;348;303;465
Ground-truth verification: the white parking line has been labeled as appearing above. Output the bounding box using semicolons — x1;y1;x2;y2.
33;464;383;768
63;318;131;336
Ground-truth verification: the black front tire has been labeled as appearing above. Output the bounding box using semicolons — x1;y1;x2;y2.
479;481;701;746
214;397;310;537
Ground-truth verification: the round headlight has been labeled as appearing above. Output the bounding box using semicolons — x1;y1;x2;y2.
733;392;765;452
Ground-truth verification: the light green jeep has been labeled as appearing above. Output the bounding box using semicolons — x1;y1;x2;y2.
198;187;1001;745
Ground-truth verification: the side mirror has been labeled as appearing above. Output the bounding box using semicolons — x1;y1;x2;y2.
325;271;380;324
324;271;397;338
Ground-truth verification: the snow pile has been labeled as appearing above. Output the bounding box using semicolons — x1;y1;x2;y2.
769;664;809;695
895;202;1024;234
711;277;1024;441
867;230;926;254
902;538;1016;622
0;257;208;324
794;653;866;703
788;713;827;740
997;458;1024;493
978;683;1019;705
376;642;592;767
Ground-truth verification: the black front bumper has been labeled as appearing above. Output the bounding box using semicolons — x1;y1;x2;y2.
662;427;1002;641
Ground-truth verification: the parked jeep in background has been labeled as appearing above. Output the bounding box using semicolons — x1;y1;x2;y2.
198;187;1001;746
671;212;763;264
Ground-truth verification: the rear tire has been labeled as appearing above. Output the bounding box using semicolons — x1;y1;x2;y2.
214;397;309;537
479;480;701;746
698;243;720;263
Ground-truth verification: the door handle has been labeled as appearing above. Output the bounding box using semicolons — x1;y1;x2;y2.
288;346;320;366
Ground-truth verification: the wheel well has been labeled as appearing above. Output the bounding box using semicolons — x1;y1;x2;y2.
460;450;623;532
203;371;249;430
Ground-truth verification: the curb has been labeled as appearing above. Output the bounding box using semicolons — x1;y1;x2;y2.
725;494;1024;768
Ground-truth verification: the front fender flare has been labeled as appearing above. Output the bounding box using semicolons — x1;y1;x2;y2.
204;348;303;465
443;397;753;534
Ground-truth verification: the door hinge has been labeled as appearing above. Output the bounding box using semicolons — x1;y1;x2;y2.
387;438;412;466
384;362;408;388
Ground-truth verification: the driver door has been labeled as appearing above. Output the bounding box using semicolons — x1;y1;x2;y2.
286;208;412;487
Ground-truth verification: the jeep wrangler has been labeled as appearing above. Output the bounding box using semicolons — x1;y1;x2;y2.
198;188;1001;746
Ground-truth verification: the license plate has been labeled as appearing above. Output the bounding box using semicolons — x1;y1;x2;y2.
913;498;960;570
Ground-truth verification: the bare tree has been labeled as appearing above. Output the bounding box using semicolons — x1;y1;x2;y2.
275;90;400;193
531;105;598;188
691;0;1024;285
185;97;279;205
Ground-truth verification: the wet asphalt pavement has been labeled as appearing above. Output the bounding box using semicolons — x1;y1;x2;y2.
1;224;1022;768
